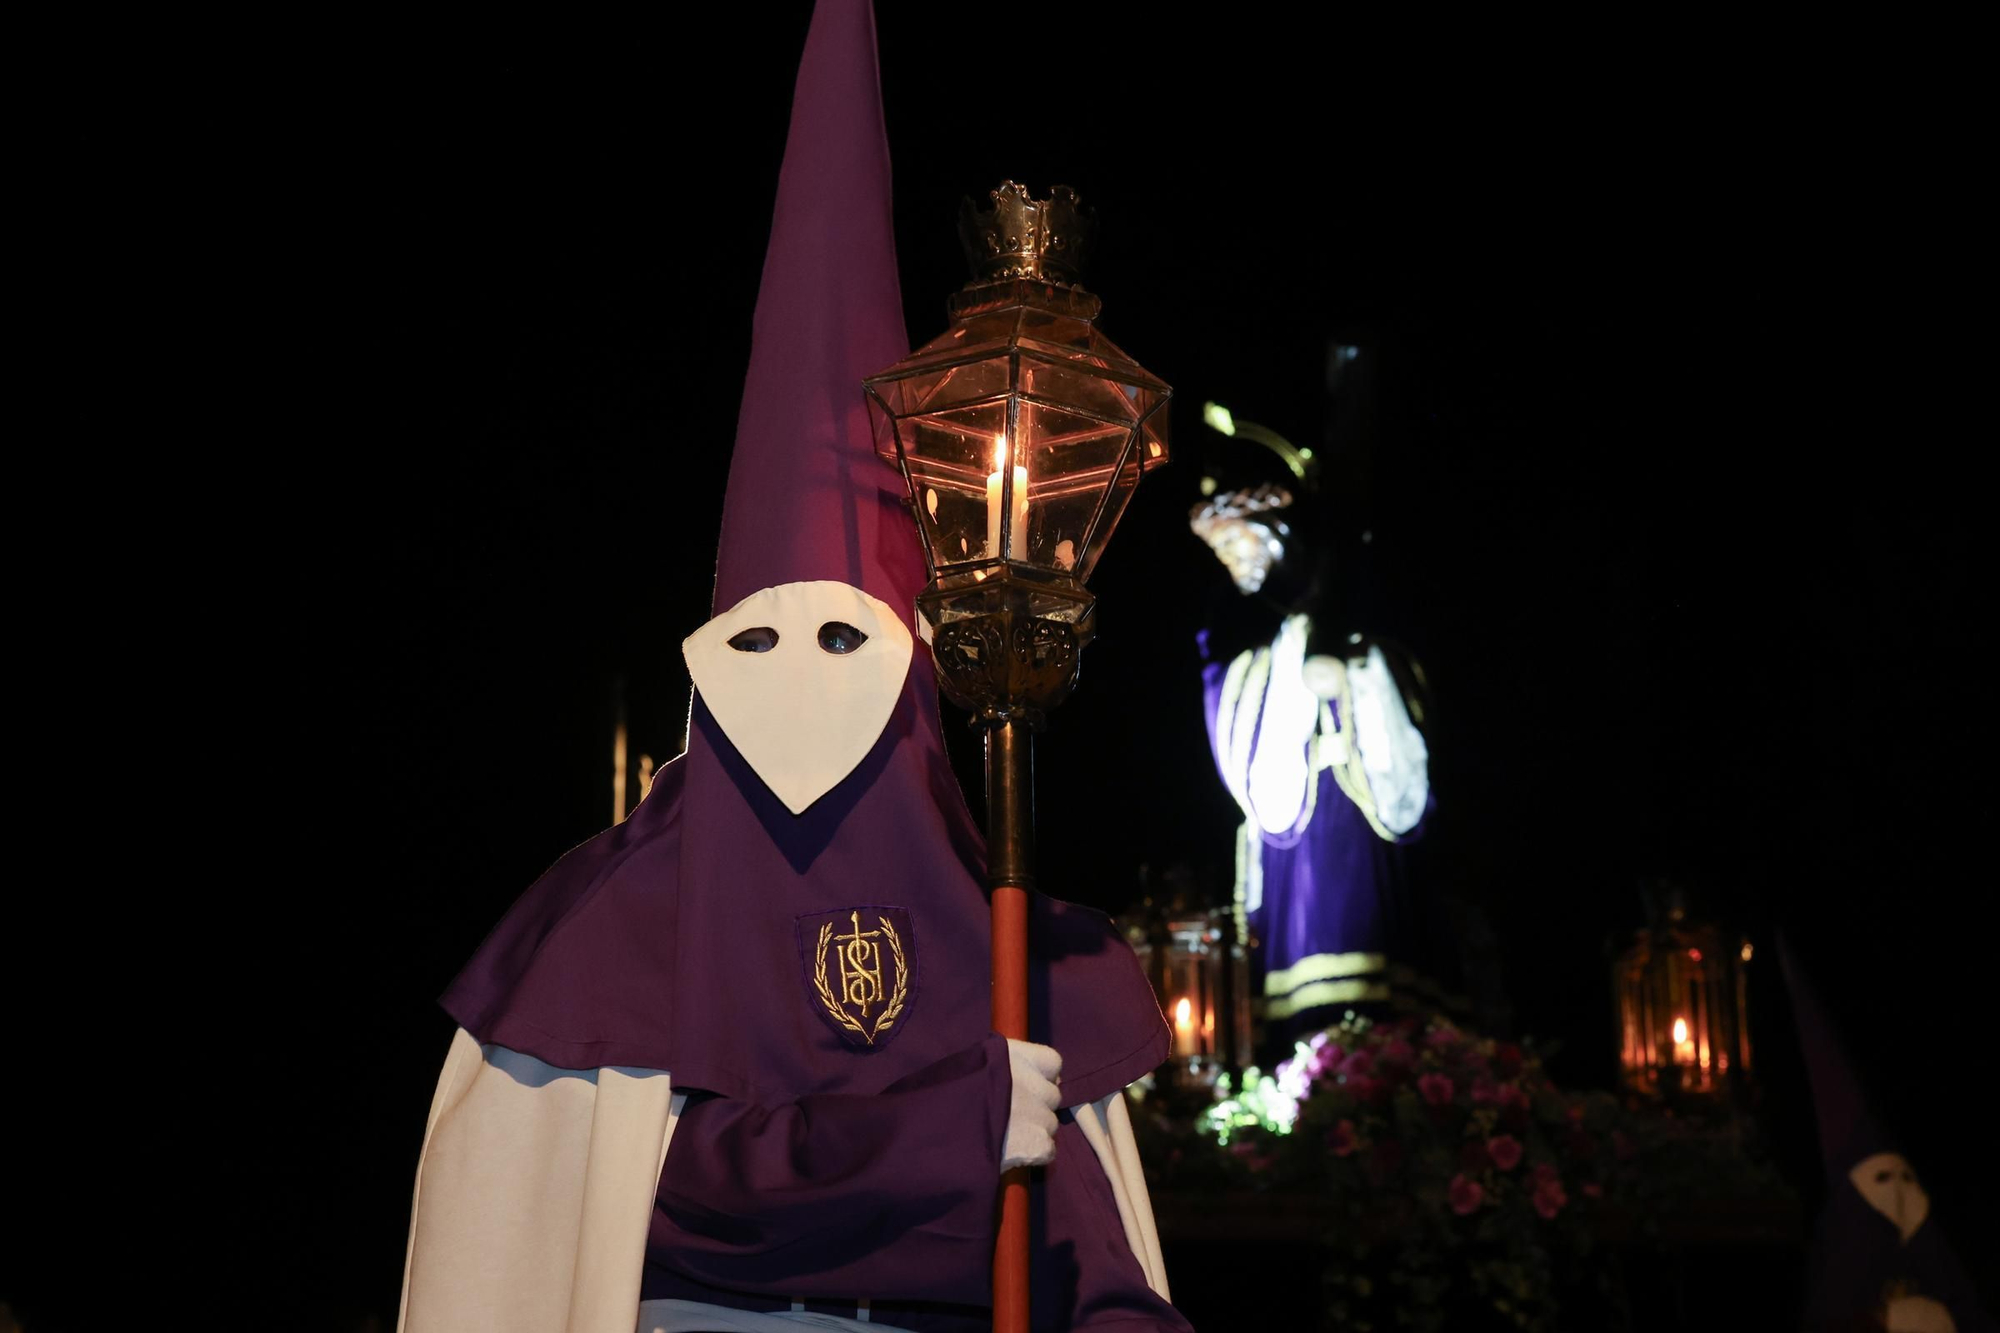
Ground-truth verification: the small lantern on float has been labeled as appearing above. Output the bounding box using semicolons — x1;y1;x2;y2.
1614;889;1753;1099
1120;900;1253;1083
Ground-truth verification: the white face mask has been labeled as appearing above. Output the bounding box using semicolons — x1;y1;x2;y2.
1850;1151;1931;1244
683;581;913;815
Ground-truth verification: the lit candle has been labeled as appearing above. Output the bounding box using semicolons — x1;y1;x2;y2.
1173;996;1196;1057
986;434;1029;559
1672;1016;1696;1065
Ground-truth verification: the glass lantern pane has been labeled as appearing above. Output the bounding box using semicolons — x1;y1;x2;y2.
1074;441;1142;583
1138;398;1170;470
1016;400;1138;580
1019;350;1151;425
906;312;1019;362
874;354;1013;422
1016;309;1099;352
896;402;1016;567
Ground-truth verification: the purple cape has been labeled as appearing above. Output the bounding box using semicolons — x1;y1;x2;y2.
442;691;1170;1108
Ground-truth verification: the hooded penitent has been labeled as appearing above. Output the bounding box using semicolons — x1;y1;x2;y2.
401;4;1183;1332
1782;936;1992;1333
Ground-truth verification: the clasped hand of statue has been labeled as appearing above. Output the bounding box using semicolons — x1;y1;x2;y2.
1002;1039;1063;1173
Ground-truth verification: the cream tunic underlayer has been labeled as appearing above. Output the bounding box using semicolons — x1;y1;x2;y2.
399;1028;1171;1333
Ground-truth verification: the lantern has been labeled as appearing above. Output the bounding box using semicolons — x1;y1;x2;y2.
864;181;1169;718
1614;894;1753;1098
1121;904;1254;1082
865;181;1171;1333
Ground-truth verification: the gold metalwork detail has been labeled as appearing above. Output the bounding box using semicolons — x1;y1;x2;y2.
958;181;1094;285
813;912;910;1045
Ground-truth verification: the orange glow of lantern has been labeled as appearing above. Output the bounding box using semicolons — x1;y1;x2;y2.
1173;996;1196;1057
1614;893;1752;1099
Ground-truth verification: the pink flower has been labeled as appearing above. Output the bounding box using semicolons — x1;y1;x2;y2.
1581;1182;1603;1199
1497;1082;1530;1109
1328;1119;1358;1157
1448;1173;1485;1215
1380;1037;1416;1065
1339;1049;1376;1079
1487;1134;1523;1171
1418;1072;1456;1106
1348;1075;1386;1106
1469;1073;1500;1105
1533;1176;1568;1219
1425;1025;1464;1049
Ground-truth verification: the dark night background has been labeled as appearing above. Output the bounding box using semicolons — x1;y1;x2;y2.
3;9;1988;1329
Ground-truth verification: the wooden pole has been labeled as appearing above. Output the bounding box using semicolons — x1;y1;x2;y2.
985;718;1034;1333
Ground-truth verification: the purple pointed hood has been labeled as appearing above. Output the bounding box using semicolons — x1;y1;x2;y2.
1782;933;1995;1330
1779;932;1889;1179
442;0;1169;1107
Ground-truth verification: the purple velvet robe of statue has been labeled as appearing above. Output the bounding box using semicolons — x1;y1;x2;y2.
1199;629;1435;1035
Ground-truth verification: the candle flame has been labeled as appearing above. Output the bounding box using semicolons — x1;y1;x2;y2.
1672;1017;1688;1044
993;432;1009;469
1174;997;1193;1031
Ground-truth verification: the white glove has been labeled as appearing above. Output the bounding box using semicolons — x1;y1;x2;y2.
1002;1039;1063;1172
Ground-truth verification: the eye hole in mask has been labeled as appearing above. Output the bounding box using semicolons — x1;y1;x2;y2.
728;627;780;653
818;621;869;655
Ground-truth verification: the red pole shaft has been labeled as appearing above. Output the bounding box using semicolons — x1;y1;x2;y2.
986;719;1033;1333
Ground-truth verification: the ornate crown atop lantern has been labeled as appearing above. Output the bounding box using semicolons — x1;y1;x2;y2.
958;181;1096;286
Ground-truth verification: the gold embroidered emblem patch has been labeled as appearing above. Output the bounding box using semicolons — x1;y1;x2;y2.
808;908;911;1046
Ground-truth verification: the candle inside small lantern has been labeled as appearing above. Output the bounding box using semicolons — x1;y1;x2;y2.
1173;996;1196;1057
985;434;1030;559
1672;1016;1697;1065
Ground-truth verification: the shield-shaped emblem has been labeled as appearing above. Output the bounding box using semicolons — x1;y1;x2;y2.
797;906;916;1049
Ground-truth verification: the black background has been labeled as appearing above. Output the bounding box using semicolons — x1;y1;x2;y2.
4;7;1988;1328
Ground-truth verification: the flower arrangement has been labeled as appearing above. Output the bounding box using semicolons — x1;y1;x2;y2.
1159;1014;1786;1331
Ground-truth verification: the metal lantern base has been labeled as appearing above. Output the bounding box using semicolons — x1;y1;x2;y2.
919;569;1096;727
